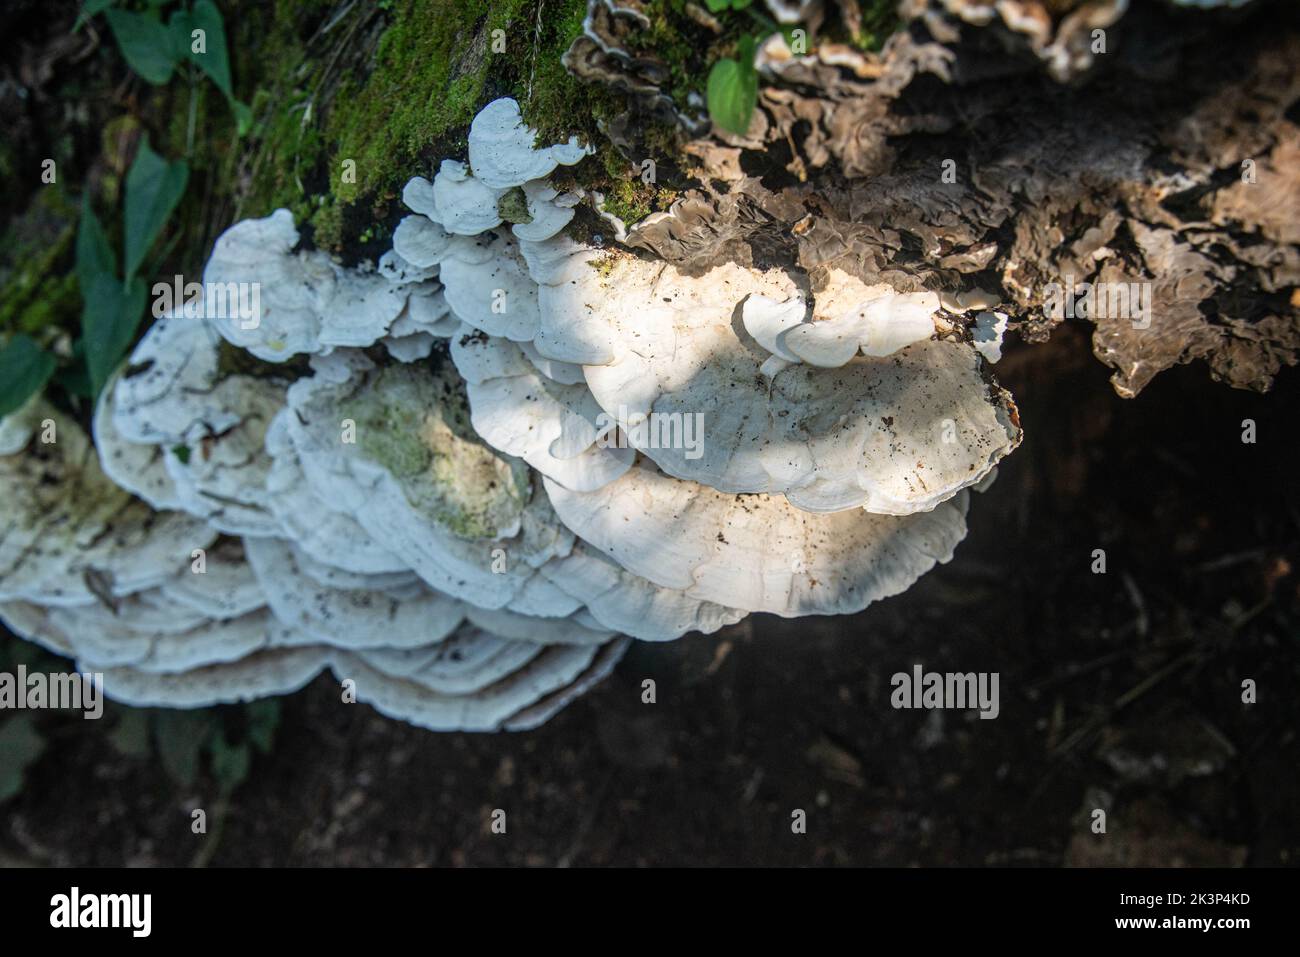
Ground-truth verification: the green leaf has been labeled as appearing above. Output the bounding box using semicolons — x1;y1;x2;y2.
707;55;758;135
153;710;216;787
52;341;94;399
123;139;189;280
75;194;117;287
0;714;47;804
104;9;179;85
74;0;117;32
230;99;253;137
211;735;252;795
170;2;249;133
167;8;196;65
704;0;730;10
737;34;757;65
0;335;57;420
108;707;152;758
85;274;146;399
245;700;280;755
186;1;235;99
76;197;147;397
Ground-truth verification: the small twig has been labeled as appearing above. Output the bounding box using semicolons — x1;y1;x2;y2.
185;67;198;158
1120;571;1149;638
1227;596;1273;634
321;0;357;35
705;639;733;676
556;770;611;868
1024;642;1145;693
1193;548;1270;573
189;794;231;868
1049;648;1203;757
1113;648;1201;710
527;0;546;105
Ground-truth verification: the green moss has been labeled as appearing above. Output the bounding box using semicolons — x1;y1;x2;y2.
593;145;681;226
228;5;332;226
223;0;733;247
342;366;529;540
225;0;593;249
514;0;620;144
308;197;345;251
497;187;532;224
349;398;434;478
625;0;726;108
320;0;532;213
852;0;902;51
0;186;80;340
588;253;619;278
601;177;654;225
214;339;310;382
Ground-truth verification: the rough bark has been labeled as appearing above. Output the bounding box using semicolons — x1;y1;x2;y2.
570;0;1300;397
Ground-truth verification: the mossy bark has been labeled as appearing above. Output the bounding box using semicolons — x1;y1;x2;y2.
1;0;645;346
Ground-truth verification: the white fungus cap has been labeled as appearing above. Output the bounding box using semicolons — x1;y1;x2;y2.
94;369;184;511
0;89;1031;732
245;536;466;649
0;402;213;608
329;634;627;732
204;210;409;361
972;310;1009;363
95;647;329;708
440;232;542;341
0;597;315;686
202;209;322;360
160;374;285;538
527;249;1019;513
544;460;971;618
160;539;266;619
392;214;453;268
540;544;748;642
355;628;544;696
512;180;580;242
262;409;410;575
282;351;578;612
403;286;461;335
468;97;592;190
450;328;633;492
378;247;439;286
111;315;238;445
764;278;942;365
519;236;621;364
432;160;506;235
518;339;586;385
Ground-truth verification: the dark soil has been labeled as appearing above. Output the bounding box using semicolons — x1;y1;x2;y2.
3;325;1297;867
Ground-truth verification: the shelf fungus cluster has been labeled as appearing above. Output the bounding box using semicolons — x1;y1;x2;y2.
6;0;1292;733
0;97;1024;731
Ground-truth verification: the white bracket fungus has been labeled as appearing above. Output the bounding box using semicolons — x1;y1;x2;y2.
515;242;1020;513
468;97;592;190
450;329;634;493
545;462;971;618
0;97;1026;732
204;209;413;361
